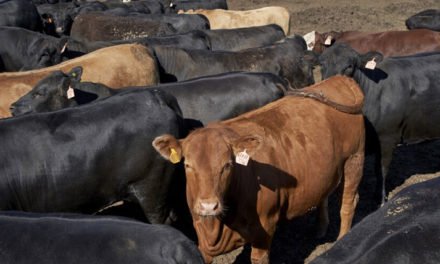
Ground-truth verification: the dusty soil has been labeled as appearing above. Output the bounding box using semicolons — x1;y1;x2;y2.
211;0;440;263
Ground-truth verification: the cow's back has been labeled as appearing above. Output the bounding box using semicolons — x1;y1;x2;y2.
0;44;159;118
311;177;440;264
222;76;365;217
0;89;182;213
340;29;440;57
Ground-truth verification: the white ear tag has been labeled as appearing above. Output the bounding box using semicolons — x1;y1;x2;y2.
235;149;250;166
67;86;75;99
365;58;376;70
60;42;67;54
324;35;332;45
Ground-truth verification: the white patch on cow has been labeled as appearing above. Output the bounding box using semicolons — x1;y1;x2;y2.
324;35;332;45
303;31;316;51
235;150;250;166
67;86;75;99
60;42;68;54
122;0;131;2
365;58;377;70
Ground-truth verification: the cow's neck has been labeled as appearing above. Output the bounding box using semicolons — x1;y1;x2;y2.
352;68;371;95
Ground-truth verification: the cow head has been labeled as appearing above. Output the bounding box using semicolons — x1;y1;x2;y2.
319;43;384;79
153;127;263;218
24;37;69;71
40;6;75;37
10;67;83;116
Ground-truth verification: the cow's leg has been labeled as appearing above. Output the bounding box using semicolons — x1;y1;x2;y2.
338;152;364;239
128;161;176;224
375;140;395;206
315;196;329;238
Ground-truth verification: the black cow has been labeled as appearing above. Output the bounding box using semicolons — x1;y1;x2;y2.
0;0;43;32
311;177;440;264
37;2;78;36
0;211;204;264
201;24;286;51
70;12;186;42
164;0;227;13
153;35;316;87
0;26;68;72
1;88;185;225
63;30;210;59
12;67;286;128
319;43;440;204
406;9;440;31
103;0;165;15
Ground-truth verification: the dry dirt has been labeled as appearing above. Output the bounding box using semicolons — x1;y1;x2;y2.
211;0;440;263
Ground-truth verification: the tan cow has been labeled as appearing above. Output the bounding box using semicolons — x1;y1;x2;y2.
153;76;365;263
0;44;159;118
180;6;291;35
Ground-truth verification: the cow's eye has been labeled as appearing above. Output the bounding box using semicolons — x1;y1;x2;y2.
343;65;354;74
221;162;232;174
184;163;193;170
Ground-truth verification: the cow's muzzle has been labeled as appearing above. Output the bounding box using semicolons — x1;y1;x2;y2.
194;198;222;216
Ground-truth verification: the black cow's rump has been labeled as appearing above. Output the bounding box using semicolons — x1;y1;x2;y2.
0;0;43;32
0;211;204;264
319;43;440;203
0;26;67;72
0;88;185;224
406;9;440;31
311;177;440;264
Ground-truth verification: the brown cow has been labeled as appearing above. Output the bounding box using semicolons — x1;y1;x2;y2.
153;75;365;263
0;44;159;118
304;29;440;56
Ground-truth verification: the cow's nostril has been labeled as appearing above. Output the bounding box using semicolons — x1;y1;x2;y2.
200;202;218;211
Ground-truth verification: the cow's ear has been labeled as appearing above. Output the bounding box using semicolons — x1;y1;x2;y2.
152;134;183;164
68;66;83;82
41;13;54;24
231;134;263;159
359;51;384;70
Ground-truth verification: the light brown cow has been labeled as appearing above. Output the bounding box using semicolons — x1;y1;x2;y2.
153;75;365;263
304;29;440;56
0;44;159;118
180;6;291;35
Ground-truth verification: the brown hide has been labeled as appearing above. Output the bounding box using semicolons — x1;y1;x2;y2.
0;44;159;118
181;6;290;35
313;29;440;57
153;76;365;263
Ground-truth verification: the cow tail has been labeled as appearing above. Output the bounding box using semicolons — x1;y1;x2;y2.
286;90;364;114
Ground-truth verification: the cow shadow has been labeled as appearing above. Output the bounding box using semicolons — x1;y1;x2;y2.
363;67;388;83
219;160;297;263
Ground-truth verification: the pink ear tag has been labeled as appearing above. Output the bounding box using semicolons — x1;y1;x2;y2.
365;58;376;70
235;149;250;166
324;36;332;45
67;86;75;99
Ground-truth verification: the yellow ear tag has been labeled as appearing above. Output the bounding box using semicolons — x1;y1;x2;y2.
71;72;76;77
169;148;181;164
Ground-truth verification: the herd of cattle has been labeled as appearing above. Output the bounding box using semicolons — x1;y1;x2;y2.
0;0;439;263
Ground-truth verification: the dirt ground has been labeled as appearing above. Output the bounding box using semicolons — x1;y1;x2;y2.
211;0;440;263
